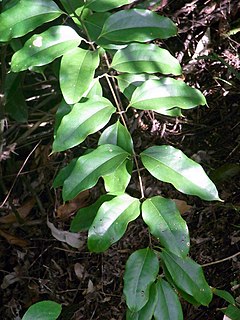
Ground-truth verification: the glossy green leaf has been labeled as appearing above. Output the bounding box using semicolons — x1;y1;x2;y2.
160;250;213;306
62;144;130;201
142;197;189;257
84;12;111;41
126;283;158;320
60;48;99;104
88;194;140;252
103;160;132;194
130;78;206;114
99;9;177;43
22;300;62;320
84;0;136;12
70;194;116;232
124;248;159;312
83;78;103;98
154;279;183;320
98;121;134;154
53;97;115;152
117;73;158;100
112;43;182;75
213;288;235;305
224;304;240;320
141;145;221;201
11;26;82;72
0;0;63;42
60;0;83;13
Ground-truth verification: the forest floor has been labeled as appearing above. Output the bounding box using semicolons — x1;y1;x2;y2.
0;0;240;319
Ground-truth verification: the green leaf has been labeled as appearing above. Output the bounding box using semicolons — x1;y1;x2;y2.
117;73;158;101
60;48;100;104
99;9;177;43
160;250;213;306
209;163;240;185
62;144;130;201
70;194;116;232
84;0;136;12
213;288;235;305
140;145;221;201
54;100;72;136
53;158;78;188
154;279;183;320
84;12;111;42
22;300;62;320
11;26;82;72
60;0;83;14
83;78;103;98
126;283;158;320
124;248;159;312
0;0;63;42
130;78;206;114
88;194;140;252
103;160;132;194
111;43;182;75
98;121;134;154
224;304;240;320
142;197;190;257
53;97;115;152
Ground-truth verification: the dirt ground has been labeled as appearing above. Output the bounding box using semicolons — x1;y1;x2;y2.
0;0;240;319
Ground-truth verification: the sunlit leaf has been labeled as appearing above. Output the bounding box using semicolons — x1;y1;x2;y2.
0;0;63;42
62;144;130;201
124;248;159;312
11;26;82;72
112;43;182;75
60;48;100;104
130;78;206;114
142;197;190;257
100;9;177;42
88;194;140;252
141;145;221;201
154;278;183;320
161;250;213;305
84;0;136;12
53;97;115;152
22;301;62;320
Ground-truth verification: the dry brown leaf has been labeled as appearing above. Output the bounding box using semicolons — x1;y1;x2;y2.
74;263;85;281
0;198;35;224
0;229;29;247
173;199;192;215
56;190;90;219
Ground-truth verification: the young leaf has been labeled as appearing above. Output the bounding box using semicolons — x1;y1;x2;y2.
142;196;190;257
88;194;140;252
99;9;177;43
160;250;213;306
140;145;221;201
126;283;158;320
124;248;159;312
0;0;63;42
116;73;158;100
130;78;206;113
154;278;183;320
11;26;82;72
70;194;116;232
60;48;99;104
84;0;136;12
103;160;132;194
53;97;115;152
98;121;134;154
111;43;182;75
213;288;235;305
62;144;130;201
22;300;62;320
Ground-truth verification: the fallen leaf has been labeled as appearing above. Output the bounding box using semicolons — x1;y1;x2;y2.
47;219;84;249
0;229;29;247
0;198;35;224
173;199;192;215
74;263;85;281
56;190;90;219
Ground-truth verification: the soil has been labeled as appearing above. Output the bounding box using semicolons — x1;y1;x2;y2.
0;1;240;319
